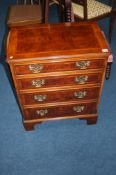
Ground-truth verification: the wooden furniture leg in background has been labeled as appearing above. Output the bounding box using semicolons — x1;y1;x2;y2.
64;0;72;22
105;54;113;80
106;62;112;80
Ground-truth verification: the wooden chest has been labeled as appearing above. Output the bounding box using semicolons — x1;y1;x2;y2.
6;22;110;131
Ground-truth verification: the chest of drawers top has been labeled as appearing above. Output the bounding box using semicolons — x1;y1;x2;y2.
7;22;110;62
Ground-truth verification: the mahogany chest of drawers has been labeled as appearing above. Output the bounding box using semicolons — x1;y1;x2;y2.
6;22;110;131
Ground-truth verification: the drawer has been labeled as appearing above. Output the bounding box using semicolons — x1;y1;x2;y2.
14;59;105;75
20;87;99;105
24;102;97;120
17;73;102;90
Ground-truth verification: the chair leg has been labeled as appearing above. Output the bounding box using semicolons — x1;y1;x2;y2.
64;0;72;22
44;0;49;23
105;62;112;80
109;11;116;42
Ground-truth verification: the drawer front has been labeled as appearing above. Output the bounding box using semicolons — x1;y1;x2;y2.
24;102;97;120
14;59;105;75
21;87;99;105
17;73;102;90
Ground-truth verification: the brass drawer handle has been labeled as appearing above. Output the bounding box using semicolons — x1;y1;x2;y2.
28;64;43;73
73;105;85;113
76;61;90;69
32;79;45;87
75;75;88;84
36;109;48;116
74;91;87;98
34;94;47;102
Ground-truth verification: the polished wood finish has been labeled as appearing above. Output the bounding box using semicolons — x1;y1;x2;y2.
14;59;105;75
17;72;102;90
20;86;99;105
6;22;110;131
24;101;97;120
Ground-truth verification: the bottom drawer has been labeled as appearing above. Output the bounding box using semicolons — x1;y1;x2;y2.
23;102;97;120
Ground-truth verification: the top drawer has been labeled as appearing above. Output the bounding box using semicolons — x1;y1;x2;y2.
14;59;105;75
